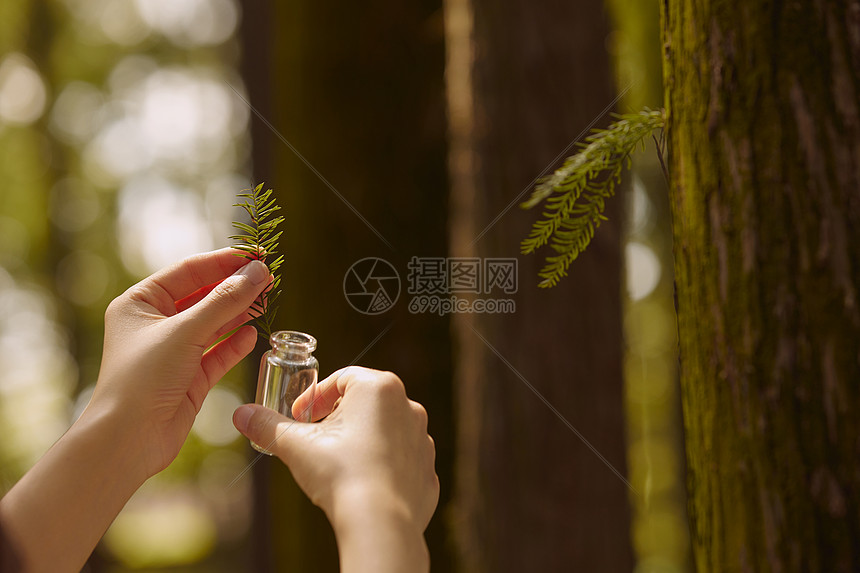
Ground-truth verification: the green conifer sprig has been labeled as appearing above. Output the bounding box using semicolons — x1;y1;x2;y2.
521;108;665;288
230;183;284;339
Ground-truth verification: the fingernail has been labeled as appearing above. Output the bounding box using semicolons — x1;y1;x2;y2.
233;404;255;433
236;260;268;285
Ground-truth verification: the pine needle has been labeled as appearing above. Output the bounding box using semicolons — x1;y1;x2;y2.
230;183;284;338
521;108;665;287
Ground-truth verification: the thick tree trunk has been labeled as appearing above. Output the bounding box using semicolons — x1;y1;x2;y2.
662;0;860;570
446;0;633;570
242;1;453;571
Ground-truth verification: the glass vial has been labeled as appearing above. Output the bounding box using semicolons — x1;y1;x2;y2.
252;330;319;455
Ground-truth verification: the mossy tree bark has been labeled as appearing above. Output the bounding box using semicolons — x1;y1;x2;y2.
446;0;633;570
662;0;860;570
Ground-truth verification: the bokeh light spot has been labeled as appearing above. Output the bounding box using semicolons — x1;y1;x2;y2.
50;82;105;145
56;250;111;307
0;53;47;126
98;1;150;46
192;387;243;446
626;241;661;301
133;0;239;47
117;175;214;275
104;490;217;568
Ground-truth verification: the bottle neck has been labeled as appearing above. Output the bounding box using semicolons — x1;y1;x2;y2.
269;330;317;362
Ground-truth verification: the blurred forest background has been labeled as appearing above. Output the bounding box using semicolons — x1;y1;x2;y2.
0;0;688;571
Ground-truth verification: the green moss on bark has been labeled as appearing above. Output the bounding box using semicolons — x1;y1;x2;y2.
662;0;860;570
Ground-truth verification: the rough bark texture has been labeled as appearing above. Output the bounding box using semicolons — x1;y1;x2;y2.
447;0;633;570
662;0;860;570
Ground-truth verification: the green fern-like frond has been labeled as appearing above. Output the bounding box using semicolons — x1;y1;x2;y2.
229;183;285;338
521;108;665;287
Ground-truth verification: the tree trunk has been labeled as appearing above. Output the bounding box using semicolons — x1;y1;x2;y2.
446;0;633;570
607;0;692;568
662;0;860;570
239;3;277;571
241;0;454;571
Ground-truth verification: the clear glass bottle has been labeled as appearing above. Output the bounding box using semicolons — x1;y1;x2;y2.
252;330;319;455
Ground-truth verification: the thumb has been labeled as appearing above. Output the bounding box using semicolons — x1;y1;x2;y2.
233;404;306;460
183;260;270;338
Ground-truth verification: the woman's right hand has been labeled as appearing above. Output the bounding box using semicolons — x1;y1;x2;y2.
232;366;439;573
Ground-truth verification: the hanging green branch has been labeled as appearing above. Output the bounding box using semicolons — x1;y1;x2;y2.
521;108;666;287
230;183;284;338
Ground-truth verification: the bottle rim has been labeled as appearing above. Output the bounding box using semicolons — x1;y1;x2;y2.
270;330;317;352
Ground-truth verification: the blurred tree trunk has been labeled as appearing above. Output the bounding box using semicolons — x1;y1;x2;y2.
240;1;453;571
446;0;633;571
662;0;860;570
606;0;692;569
239;3;276;571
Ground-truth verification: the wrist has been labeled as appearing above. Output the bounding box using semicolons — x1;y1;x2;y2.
74;400;150;488
0;399;149;571
329;482;429;573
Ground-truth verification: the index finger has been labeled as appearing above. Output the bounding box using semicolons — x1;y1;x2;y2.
291;366;369;421
174;282;218;313
147;248;251;304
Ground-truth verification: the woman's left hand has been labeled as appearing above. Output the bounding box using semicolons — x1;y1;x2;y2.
89;247;270;477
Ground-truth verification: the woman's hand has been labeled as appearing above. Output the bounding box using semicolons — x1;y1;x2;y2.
0;249;271;572
90;247;270;478
233;367;439;573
